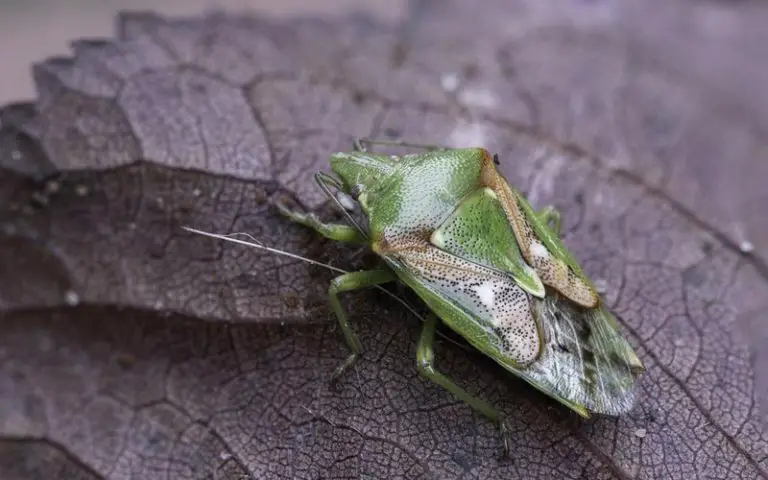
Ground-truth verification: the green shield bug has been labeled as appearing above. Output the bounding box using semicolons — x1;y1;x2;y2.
185;137;645;455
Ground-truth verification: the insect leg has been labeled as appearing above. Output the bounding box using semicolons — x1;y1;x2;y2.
537;205;562;236
328;268;398;387
353;137;448;153
416;312;511;456
276;202;366;244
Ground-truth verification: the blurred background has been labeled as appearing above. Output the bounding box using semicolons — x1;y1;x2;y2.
0;0;404;104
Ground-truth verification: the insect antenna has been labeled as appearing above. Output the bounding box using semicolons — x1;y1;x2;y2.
182;226;471;351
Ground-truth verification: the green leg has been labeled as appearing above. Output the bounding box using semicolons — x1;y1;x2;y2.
416;312;510;456
354;137;448;153
328;268;397;386
276;202;366;244
538;206;562;236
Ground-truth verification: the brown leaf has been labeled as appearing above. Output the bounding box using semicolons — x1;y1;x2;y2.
1;3;767;479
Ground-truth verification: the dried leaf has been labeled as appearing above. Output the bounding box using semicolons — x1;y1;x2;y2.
1;3;767;479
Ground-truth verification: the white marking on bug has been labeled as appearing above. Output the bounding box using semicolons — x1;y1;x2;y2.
11;150;21;160
634;428;647;439
530;241;550;259
192;188;202;197
64;290;80;306
449;122;486;148
458;86;498;109
484;187;498;200
75;184;89;196
430;229;446;248
440;72;460;93
473;282;496;313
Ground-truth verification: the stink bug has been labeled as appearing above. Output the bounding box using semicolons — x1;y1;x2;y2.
185;138;645;454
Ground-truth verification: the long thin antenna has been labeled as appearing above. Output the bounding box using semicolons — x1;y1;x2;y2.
181;226;470;351
183;227;349;274
182;226;423;320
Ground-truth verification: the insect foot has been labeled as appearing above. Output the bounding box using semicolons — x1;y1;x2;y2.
328;351;361;391
499;419;512;459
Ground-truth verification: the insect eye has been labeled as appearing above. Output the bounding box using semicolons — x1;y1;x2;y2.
493;153;500;166
335;191;357;211
350;184;363;199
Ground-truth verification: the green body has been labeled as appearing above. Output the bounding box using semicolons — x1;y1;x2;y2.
278;138;645;451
